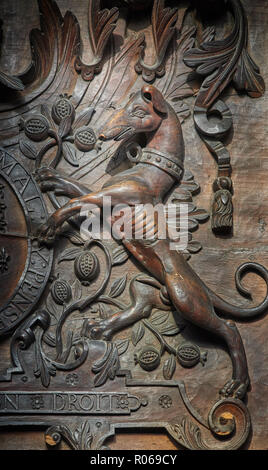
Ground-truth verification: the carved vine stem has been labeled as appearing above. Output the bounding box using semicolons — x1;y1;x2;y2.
75;0;119;81
183;0;265;234
55;239;112;361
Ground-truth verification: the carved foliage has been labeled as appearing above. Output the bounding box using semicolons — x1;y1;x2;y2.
75;0;119;81
19;96;95;169
0;0;80;115
135;0;178;82
183;0;265;109
0;20;24;91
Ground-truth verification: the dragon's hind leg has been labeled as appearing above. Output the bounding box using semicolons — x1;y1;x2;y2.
164;269;249;399
81;275;169;341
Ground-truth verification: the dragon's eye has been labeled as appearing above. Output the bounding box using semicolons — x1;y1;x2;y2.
131;108;147;118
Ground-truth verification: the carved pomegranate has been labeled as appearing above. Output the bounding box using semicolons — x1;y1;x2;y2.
74;126;96;151
24;115;49;142
135;346;160;371
176;343;201;368
51;279;72;305
74;251;99;286
52;94;75;124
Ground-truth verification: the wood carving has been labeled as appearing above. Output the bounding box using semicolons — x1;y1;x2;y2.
37;85;268;402
0;0;80;143
183;0;265;110
0;0;267;452
135;0;178;82
0;20;24;91
75;0;119;81
183;0;265;234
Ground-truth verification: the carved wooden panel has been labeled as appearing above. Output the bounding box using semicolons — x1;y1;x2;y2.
0;0;267;451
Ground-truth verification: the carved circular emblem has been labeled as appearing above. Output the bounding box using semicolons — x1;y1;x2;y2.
0;148;53;336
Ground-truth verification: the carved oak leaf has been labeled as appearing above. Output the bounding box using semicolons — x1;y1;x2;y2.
183;0;265;109
135;0;178;82
75;0;119;81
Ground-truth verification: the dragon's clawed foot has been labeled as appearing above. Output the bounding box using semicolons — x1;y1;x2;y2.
220;378;249;400
81;319;113;341
37;216;57;246
35;167;67;195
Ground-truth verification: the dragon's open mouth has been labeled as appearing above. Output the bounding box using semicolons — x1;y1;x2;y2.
99;126;135;141
114;126;135;141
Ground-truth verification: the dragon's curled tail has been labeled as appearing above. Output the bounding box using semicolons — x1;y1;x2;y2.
208;262;268;319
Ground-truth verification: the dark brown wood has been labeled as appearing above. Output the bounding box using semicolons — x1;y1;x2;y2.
0;0;267;451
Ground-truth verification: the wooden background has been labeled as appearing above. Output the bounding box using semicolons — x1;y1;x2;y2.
0;0;267;450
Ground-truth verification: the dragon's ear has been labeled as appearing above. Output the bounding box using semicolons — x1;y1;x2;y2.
141;85;168;115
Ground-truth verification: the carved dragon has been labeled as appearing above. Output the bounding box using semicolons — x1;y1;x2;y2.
36;85;268;401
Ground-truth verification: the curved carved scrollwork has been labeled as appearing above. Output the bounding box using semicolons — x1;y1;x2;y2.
167;397;251;450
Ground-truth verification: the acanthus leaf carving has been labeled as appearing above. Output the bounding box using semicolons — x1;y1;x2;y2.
75;0;119;81
0;19;24;91
183;0;265;110
135;0;178;83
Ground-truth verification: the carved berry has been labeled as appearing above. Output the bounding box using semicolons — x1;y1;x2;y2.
135;346;160;371
74;251;99;286
24;115;49;142
176;343;200;368
51;279;72;305
52;95;75;125
74;127;96;152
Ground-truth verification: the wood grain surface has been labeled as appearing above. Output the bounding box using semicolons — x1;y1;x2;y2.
0;0;267;450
